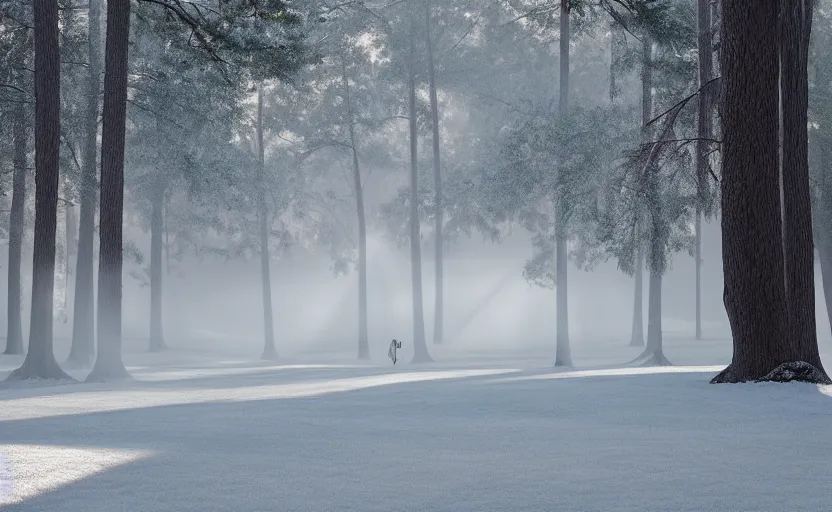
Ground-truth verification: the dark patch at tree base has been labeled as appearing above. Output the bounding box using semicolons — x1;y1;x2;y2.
554;359;573;367
711;361;832;384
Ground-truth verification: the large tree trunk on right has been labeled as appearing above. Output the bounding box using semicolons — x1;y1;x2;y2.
86;0;132;382
257;87;278;361
67;0;101;367
408;12;432;364
554;0;572;367
5;101;27;356
695;0;713;341
149;176;166;352
425;1;444;346
712;0;828;384
8;0;71;380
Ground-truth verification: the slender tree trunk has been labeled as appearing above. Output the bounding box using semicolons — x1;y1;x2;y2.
67;0;101;367
712;0;828;384
629;244;644;347
86;0;132;382
695;0;713;341
65;196;77;321
149;176;166;352
631;35;669;366
257;87;278;360
554;0;572;367
340;56;370;360
8;0;71;380
5;102;27;356
425;0;444;345
780;0;826;374
408;12;432;364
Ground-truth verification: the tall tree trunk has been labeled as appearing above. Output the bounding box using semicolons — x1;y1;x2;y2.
425;0;444;345
712;0;828;384
408;12;432;364
257;87;278;360
629;244;644;347
86;0;132;382
67;0;101;367
5;102;27;356
149;175;166;352
633;35;670;366
695;0;713;341
8;0;71;380
779;0;826;375
554;0;572;367
65;197;77;321
340;56;369;360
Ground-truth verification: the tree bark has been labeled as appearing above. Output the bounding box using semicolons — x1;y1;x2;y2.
629;244;644;347
554;0;572;367
408;12;432;364
86;0;132;382
712;0;828;384
65;195;77;322
257;87;278;360
149;175;166;352
781;0;824;368
340;56;370;360
8;0;71;380
425;0;444;345
695;0;713;341
632;35;669;366
5;101;27;356
68;0;101;367
819;245;832;335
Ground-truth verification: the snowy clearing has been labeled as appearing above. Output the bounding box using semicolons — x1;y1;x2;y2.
1;342;832;511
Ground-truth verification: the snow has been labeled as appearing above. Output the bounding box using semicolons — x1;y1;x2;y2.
2;338;832;511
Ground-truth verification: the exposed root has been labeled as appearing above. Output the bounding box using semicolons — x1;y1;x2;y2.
711;361;832;384
710;365;738;384
757;361;832;385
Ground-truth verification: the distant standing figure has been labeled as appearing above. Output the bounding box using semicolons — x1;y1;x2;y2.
388;339;402;365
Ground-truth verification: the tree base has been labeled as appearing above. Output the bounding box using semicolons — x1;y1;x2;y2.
711;361;832;384
85;363;132;383
149;341;167;353
3;345;25;356
629;348;672;367
6;357;75;382
554;358;573;367
411;353;434;364
261;347;279;361
64;353;95;369
628;337;644;348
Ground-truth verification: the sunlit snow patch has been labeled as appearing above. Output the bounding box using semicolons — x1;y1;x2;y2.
0;369;519;421
0;444;154;506
499;365;725;383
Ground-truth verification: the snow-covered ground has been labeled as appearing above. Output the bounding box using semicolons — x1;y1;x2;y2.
2;336;832;511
